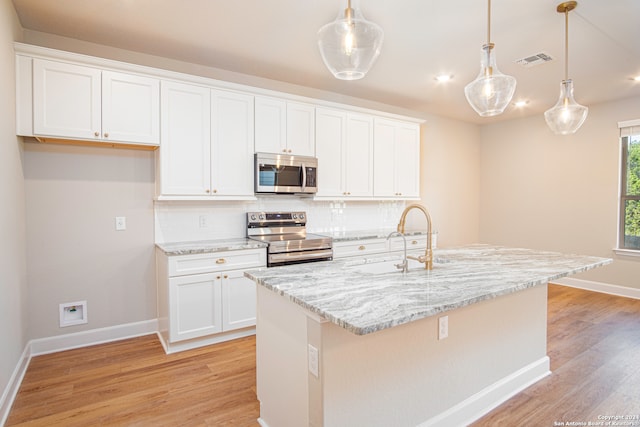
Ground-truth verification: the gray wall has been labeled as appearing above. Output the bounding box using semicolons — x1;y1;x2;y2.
0;0;27;411
24;144;157;339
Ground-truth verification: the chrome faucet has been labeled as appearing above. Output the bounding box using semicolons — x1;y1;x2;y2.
397;204;433;270
386;231;408;273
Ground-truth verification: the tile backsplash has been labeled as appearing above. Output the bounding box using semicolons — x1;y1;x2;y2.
154;197;407;243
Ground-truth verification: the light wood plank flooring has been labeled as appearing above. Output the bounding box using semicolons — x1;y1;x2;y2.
7;284;640;426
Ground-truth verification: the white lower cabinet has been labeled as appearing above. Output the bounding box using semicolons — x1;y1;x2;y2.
334;235;428;259
157;247;265;352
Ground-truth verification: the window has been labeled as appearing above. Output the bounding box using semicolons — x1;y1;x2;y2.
619;120;640;251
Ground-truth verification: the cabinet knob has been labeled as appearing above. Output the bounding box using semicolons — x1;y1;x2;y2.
223;274;228;279
94;131;99;137
282;149;287;153
103;132;109;138
213;189;218;194
358;245;366;250
216;275;221;279
288;149;292;153
216;258;226;264
412;240;418;245
205;189;210;193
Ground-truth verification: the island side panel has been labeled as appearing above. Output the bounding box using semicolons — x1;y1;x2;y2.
317;284;550;427
256;285;310;427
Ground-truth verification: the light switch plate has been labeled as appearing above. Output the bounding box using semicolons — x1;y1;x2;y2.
115;216;126;231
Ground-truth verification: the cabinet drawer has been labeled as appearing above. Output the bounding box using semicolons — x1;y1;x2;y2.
389;235;428;252
333;239;387;259
168;248;266;277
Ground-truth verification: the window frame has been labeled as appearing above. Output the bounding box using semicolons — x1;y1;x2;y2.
617;120;640;255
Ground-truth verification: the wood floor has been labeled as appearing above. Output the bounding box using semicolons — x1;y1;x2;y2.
7;284;640;426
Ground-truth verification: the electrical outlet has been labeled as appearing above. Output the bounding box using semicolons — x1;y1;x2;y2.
308;344;319;378
115;216;126;231
438;316;449;340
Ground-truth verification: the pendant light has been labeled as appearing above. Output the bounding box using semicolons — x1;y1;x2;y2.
544;1;588;135
317;0;384;80
464;0;516;117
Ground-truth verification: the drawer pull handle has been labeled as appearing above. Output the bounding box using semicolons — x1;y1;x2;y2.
216;258;226;264
358;245;366;250
412;240;418;245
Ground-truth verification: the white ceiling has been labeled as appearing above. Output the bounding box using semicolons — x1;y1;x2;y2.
11;0;640;124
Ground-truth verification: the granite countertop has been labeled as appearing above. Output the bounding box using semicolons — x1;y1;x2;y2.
245;244;611;336
156;238;268;256
156;230;428;256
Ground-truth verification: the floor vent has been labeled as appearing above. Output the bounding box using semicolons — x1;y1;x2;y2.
515;52;554;67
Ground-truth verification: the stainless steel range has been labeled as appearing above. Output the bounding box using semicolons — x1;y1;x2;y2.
247;211;333;267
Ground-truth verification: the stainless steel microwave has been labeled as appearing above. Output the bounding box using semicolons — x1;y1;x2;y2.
255;152;318;194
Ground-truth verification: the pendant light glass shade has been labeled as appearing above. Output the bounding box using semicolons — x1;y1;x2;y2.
464;43;517;117
544;79;588;135
544;1;587;135
464;0;516;117
317;1;383;80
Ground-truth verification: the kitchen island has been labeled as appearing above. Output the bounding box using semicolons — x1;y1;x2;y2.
245;244;611;427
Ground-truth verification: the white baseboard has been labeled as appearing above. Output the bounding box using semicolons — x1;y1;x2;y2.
418;356;551;427
158;327;256;354
0;343;31;427
30;319;159;356
553;278;640;300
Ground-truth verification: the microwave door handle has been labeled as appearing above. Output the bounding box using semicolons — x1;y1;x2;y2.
301;163;307;192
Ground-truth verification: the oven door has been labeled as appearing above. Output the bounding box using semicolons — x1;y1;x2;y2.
268;248;333;267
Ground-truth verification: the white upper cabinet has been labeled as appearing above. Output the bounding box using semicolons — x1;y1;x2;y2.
32;58;159;146
101;70;160;144
211;89;255;197
158;81;255;199
255;96;315;156
373;118;421;199
286;102;315;156
315;108;374;198
159;80;211;196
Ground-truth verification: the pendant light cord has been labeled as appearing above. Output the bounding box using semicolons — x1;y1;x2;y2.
487;0;492;44
564;8;569;80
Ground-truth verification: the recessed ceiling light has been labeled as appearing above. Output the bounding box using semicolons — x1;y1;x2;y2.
435;74;452;83
514;100;529;108
633;75;640;82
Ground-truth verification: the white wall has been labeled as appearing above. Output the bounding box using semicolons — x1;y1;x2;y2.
0;0;27;416
479;96;640;289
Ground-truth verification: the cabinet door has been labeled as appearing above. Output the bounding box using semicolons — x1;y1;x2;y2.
254;96;286;154
373;118;397;197
159;81;211;196
344;113;374;197
33;59;101;140
395;123;420;198
102;71;160;145
221;270;257;331
315;108;346;197
211;89;255;196
287;102;315;156
169;273;222;342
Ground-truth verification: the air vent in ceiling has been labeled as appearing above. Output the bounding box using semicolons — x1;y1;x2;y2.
515;52;554;67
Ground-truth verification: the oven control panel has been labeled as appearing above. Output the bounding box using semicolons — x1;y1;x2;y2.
247;211;306;227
